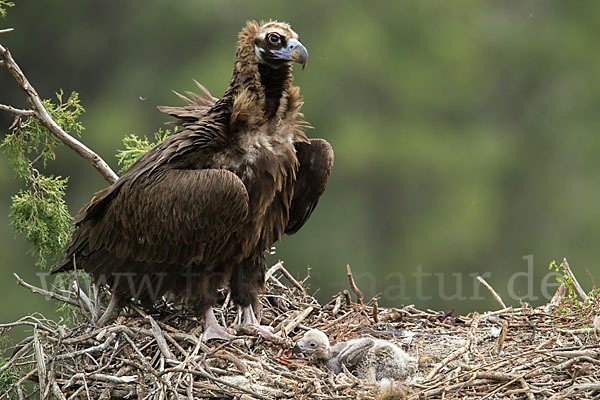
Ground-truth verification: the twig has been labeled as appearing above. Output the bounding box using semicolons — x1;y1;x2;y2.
519;378;536;400
13;273;80;307
51;382;67;400
283;306;314;336
32;327;47;396
346;264;363;304
63;373;138;386
147;315;176;360
0;44;118;183
0;28;14;34
561;258;588;301
55;333;115;360
265;261;306;293
495;320;508;355
0;104;35;115
160;366;273;400
425;345;468;380
342;290;351;306
331;295;342;316
372;299;379;323
477;276;506;308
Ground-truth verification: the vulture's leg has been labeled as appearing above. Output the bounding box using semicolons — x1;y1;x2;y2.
230;257;284;343
201;307;236;342
97;292;122;327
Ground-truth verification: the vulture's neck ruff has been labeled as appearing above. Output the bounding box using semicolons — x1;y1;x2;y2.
258;63;292;119
222;21;307;131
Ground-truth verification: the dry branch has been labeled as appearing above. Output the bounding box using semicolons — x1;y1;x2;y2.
13;273;79;307
346;263;363;304
561;257;588;301
477;275;506;308
0;43;118;183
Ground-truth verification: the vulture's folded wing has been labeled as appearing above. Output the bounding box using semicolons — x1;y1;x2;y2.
285;138;334;235
60;169;248;271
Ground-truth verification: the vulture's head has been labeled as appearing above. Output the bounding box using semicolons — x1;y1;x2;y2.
239;21;308;70
293;328;331;360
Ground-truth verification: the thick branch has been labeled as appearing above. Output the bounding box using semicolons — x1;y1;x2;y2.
0;44;118;184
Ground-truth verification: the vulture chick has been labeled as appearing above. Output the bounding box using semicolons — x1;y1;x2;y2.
53;21;333;342
293;329;416;382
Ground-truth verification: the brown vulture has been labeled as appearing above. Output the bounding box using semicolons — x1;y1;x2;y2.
53;21;333;341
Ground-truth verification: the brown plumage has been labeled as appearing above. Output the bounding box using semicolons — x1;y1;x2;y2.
53;21;333;340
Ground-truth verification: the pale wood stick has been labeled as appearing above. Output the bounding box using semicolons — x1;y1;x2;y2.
283;306;314;335
561;258;588;301
495;319;508;355
372;298;379;323
13;273;80;307
0;104;35;115
32;327;47;396
147;315;176;360
331;294;342;316
477;275;506;308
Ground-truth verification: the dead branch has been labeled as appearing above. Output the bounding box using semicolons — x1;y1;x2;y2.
346;264;363;304
477;275;506;308
561;257;588;301
0;44;118;183
13;273;80;307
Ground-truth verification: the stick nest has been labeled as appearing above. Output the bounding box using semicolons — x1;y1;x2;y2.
1;261;599;399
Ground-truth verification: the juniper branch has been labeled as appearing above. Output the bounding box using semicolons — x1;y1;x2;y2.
0;43;118;183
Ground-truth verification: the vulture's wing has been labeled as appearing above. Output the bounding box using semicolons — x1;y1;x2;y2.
63;169;248;270
285;138;334;235
335;338;375;369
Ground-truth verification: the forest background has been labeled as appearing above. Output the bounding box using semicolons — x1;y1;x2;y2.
1;1;599;330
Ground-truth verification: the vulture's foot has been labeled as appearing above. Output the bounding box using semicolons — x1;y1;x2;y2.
234;305;287;344
201;307;236;342
97;293;122;327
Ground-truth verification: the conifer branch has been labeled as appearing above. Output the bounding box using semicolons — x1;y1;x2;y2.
0;43;118;184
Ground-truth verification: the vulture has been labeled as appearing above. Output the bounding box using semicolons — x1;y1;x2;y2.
293;329;416;382
53;21;333;341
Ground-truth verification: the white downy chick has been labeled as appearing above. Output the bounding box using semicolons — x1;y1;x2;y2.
293;328;416;382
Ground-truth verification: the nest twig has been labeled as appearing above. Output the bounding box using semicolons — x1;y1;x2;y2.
1;261;599;399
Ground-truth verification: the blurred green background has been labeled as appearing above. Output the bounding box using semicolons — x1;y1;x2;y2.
1;0;599;331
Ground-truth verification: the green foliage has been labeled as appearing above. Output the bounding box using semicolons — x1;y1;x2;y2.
115;128;173;174
2;91;85;180
1;91;84;268
9;175;73;268
0;0;14;19
548;260;599;318
0;334;19;398
0;358;19;398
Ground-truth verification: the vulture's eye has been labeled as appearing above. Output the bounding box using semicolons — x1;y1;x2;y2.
309;342;317;348
267;33;281;45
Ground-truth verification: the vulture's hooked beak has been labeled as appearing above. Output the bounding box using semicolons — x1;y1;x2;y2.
271;38;309;70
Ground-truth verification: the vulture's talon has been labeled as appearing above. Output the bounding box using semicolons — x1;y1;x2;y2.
235;323;285;344
202;325;237;342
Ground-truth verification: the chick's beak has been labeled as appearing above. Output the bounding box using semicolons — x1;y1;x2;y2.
271;38;308;70
292;342;303;355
